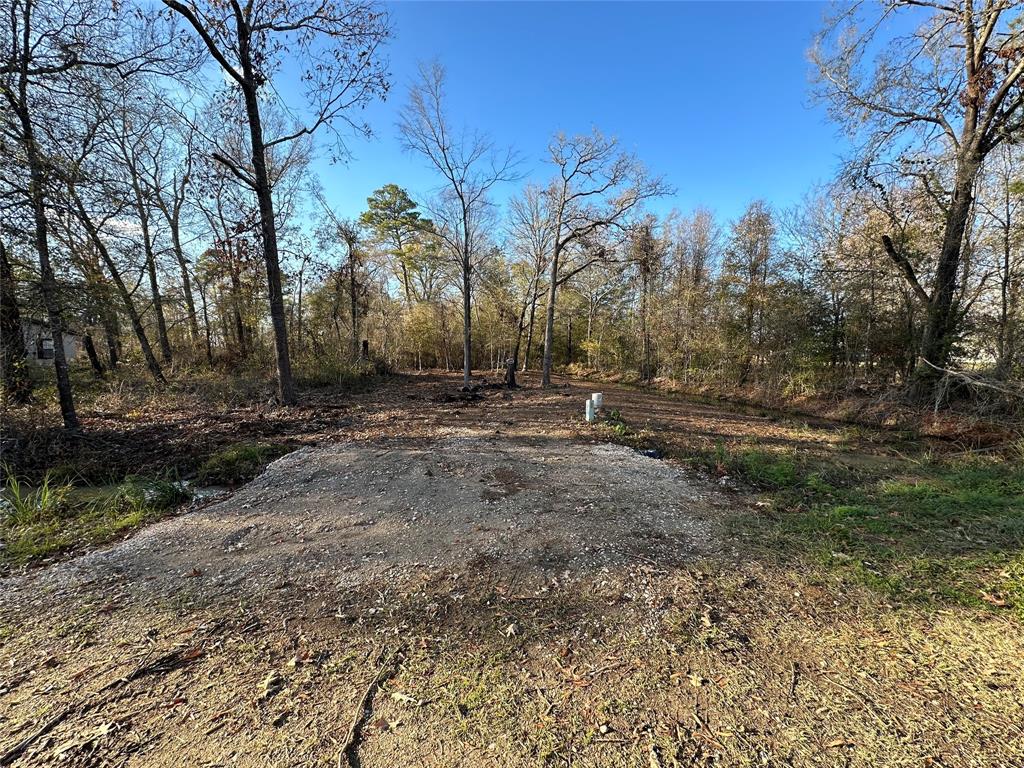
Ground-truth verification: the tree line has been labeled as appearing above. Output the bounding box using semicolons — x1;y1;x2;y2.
2;0;1022;431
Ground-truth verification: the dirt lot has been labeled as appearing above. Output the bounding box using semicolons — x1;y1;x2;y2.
1;373;1021;767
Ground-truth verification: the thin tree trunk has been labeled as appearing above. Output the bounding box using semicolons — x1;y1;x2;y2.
400;260;413;308
995;188;1014;379
349;253;359;362
83;334;105;377
144;236;173;364
566;314;573;367
130;171;173;364
228;241;248;359
295;267;304;353
72;192;166;384
640;272;651;382
541;247;560;386
169;214;200;344
197;279;214;366
522;290;538;373
103;316;120;370
462;257;472;385
19;105;78;428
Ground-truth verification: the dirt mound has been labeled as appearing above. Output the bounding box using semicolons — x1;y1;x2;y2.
1;437;724;613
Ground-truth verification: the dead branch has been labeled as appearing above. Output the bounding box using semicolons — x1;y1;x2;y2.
337;644;406;768
0;620;225;766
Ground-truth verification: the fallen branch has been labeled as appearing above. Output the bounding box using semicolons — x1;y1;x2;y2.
337;645;405;768
0;708;74;766
0;620;225;766
921;359;1024;404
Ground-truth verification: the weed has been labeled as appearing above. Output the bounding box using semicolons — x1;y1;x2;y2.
1;468;73;526
0;475;193;568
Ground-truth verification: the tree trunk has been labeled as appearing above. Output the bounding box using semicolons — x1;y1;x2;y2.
295;268;304;352
510;279;536;375
228;241;248;359
83;334;105;377
349;253;359;362
640;272;651;382
135;187;173;364
145;242;173;363
400;260;413;308
522;290;538;372
73;192;166;384
541;247;560;386
197;279;214;366
566;314;573;367
240;63;296;404
462;257;472;385
103;312;120;370
995;192;1015;379
0;240;32;404
912;159;978;396
170;213;200;344
19;101;79;429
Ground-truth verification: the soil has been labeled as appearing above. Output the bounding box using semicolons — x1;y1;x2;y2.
0;373;1021;768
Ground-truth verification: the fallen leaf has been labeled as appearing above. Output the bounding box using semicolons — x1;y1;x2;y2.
980;591;1009;608
260;671;284;699
391;691;427;706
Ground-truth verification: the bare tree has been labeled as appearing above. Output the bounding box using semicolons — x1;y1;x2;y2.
506;184;554;373
814;0;1024;397
1;0;179;428
107;89;175;364
398;61;518;385
146;111;202;347
976;142;1023;377
540;129;669;385
163;0;390;403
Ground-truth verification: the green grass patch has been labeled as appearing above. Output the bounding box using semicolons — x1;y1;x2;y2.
746;456;1024;615
196;442;291;486
600;413;1024;616
1;472;191;567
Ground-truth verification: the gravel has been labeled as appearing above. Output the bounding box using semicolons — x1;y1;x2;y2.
0;437;725;611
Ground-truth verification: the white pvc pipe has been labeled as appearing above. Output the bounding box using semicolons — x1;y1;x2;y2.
592;392;603;410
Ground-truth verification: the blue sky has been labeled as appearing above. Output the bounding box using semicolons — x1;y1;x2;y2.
314;1;846;225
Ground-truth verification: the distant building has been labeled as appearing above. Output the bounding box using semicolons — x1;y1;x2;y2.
21;320;81;365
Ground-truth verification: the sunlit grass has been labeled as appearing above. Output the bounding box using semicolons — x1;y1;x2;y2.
1;471;192;567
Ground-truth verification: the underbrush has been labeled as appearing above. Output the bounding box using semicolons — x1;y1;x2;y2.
292;356;385;390
16;356;386;418
0;469;192;567
1;361;387;483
